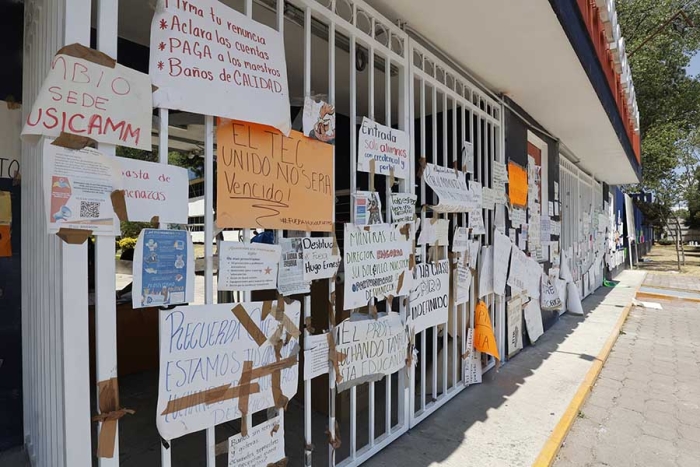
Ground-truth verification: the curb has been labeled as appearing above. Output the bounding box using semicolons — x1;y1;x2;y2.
636;291;700;304
532;281;642;467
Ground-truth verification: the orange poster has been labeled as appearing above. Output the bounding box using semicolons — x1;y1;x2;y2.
0;225;11;257
508;160;527;208
216;120;334;231
474;300;500;360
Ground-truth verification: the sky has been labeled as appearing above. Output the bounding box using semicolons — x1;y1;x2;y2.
687;53;700;77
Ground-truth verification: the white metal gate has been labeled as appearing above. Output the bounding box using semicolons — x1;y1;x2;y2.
407;40;505;427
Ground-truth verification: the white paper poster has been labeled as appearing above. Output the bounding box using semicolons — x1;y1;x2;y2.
482;186;496;210
452;227;470;253
409;260;450;333
23;47;152;150
354;191;383;225
510;208;526;227
422;163;474;212
468;240;480;270
493;230;511;296
463;141;474;174
335;313;407;391
454;262;472;304
218;242;281;291
417;218;449;246
492;161;508;192
507;294;524;357
343;223;412;309
541;277;563;311
523;298;544;343
303;333;330;380
478;245;494;298
390;193;417;224
302;97;335;143
525;258;543;300
463;328;482;386
228;416;285;467
507;245;527;292
150;0;291;135
302;237;341;281
156;301;301;440
469;210;486;236
278;238;310;296
43;141;122;235
117;157;189;224
357;117;410;179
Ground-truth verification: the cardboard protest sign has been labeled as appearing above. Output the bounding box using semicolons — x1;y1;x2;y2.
390;193;417;224
474;300;499;360
409;260;450;333
422;163;474;212
508;161;527;208
477;245;493;298
150;0;291;135
335;313;407;391
23;44;152;150
217;242;281;291
117;157;189;224
217;121;333;231
417;217;449;246
278;238;310;296
228;416;285;467
357;117;410;179
43;141;122;235
523;298;544;343
0;226;10;257
0;192;10;225
301;237;340;281
157;301;301;440
354;191;383;225
133;229;195;308
343;223;412;309
493;230;511;296
303;97;335;144
507;295;524;358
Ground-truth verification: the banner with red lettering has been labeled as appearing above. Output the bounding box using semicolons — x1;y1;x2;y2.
150;0;291;136
22;46;153;150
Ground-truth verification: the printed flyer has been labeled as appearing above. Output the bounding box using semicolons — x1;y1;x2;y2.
133;229;194;309
218;242;281;291
278;238;310;296
43;140;122;235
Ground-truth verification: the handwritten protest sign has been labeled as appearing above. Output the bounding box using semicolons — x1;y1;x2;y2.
217;120;333;231
335;313;407;391
278;238;310;296
463;141;474;174
468;240;480;270
390;193;417;224
357;117;410;179
510;207;526;227
469;210;486;236
150;0;291;135
133;229;194;309
482;186;496;210
464;328;482;386
43;141;122;235
217;242;281;291
409;260;449;333
508;161;528;208
228;416;285;467
422;163;474;212
417;218;449;246
156;301;301;440
492;161;508;193
507;295;524;358
474;300;499;360
493;230;511;296
117;157;188;224
523;298;544;343
507;244;528;292
452;226;469;253
541;277;563;311
301;237;340;281
23;45;152;150
343;223;412;309
454;262;471;304
477;245;493;298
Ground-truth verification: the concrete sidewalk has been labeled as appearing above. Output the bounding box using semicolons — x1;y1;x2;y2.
364;270;646;467
555;295;700;467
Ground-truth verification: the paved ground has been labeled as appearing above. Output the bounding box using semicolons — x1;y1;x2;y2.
642;272;700;292
637;245;700;276
555;282;700;467
364;270;646;467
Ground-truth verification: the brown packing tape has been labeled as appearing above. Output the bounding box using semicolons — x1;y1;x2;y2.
399;223;411;240
271;424;280;436
417;157;427;179
369;304;378;320
369;158;376;192
326;420;342;450
328;299;336;325
150;215;160;227
5;97;20;110
152;84;159;93
52;132;97;150
304;316;315;334
12;169;20;186
409;254;416;271
396;271;405;294
110;190;128;222
238;361;254;437
262;300;274;320
452;160;459;177
389;167;396;188
326;332;346;384
249;355;298;380
56;228;92;245
57;43;117;68
93;378;134;458
331;228;339;257
267;458;289;467
160;382;261;415
430;212;439;225
271;369;289;409
232;304;267;346
386;295;394;311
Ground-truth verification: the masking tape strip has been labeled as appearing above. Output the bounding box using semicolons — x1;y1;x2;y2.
267;458;289;467
57;43;117;68
110;190;128;222
238;361;254;437
369;158;376;192
232;304;267;347
93;377;134;458
397;271;405;295
51;132;97;150
325;420;342;450
56;228;92;245
331;226;339;257
327;332;346;384
160;381;261;416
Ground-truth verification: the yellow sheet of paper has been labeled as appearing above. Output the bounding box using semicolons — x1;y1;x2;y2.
0;191;11;225
508;161;528;208
216;120;334;231
474;300;500;360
